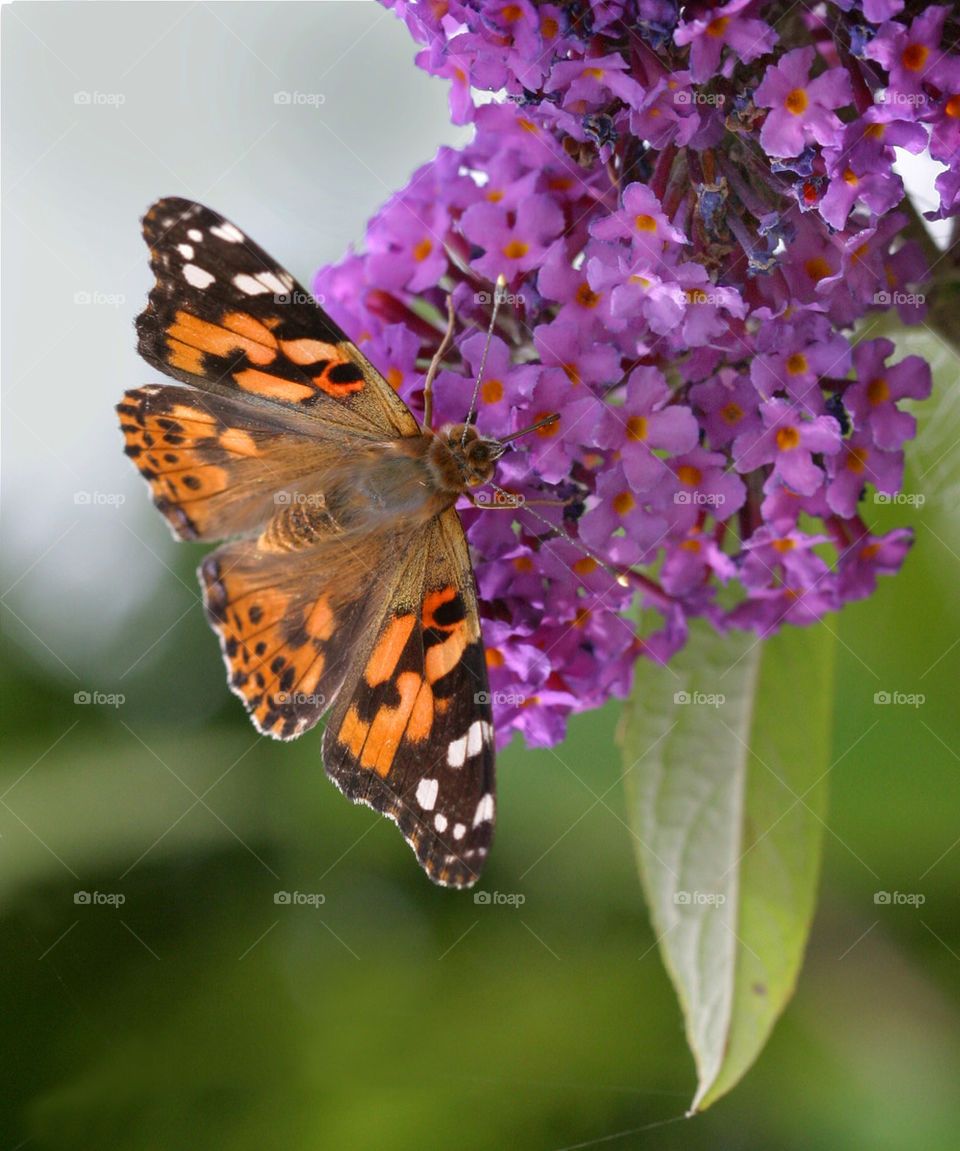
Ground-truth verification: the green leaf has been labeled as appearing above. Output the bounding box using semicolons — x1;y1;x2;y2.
619;620;834;1110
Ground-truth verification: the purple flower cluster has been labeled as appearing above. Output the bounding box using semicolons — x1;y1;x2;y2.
315;0;953;747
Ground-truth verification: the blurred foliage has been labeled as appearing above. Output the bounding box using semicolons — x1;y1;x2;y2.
3;332;960;1148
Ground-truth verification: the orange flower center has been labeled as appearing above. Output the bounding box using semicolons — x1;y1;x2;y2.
626;416;648;441
867;377;890;405
503;239;530;259
776;426;801;451
576;282;600;308
482;379;503;404
902;43;929;72
786;88;808;115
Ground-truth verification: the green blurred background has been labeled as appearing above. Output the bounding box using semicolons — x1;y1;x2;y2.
3;4;960;1148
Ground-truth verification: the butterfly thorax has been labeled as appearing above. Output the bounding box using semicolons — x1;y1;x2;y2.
426;423;503;493
260;424;503;553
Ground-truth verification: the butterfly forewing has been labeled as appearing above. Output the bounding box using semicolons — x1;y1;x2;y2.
136;197;419;436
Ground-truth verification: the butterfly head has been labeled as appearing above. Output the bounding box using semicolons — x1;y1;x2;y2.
438;423;506;489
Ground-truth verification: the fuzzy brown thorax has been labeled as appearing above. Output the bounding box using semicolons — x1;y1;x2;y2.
427;423;504;494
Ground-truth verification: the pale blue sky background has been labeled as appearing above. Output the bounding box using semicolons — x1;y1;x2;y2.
3;1;469;685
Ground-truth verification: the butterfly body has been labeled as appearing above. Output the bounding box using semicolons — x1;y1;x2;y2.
119;198;499;888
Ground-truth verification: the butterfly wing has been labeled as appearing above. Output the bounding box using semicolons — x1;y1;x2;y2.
118;384;367;541
136;197;419;437
323;508;496;888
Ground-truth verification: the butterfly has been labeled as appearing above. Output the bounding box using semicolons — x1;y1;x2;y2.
117;197;535;888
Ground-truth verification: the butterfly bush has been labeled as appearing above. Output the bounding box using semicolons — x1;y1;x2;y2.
315;0;958;748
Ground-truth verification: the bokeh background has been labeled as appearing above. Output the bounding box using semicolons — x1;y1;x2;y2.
3;4;960;1148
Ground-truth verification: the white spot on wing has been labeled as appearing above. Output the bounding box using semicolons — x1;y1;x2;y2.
256;270;289;295
187;228;203;242
177;243;194;260
434;813;448;833
452;823;466;841
447;736;467;768
183;264;215;289
233;272;268;295
473;793;495;827
467;720;486;758
210;221;245;243
416;777;438;811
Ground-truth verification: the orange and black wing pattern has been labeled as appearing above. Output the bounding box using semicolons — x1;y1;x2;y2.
323;510;496;888
135;197;419;437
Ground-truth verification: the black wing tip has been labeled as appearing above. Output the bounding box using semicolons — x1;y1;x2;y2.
322;750;493;889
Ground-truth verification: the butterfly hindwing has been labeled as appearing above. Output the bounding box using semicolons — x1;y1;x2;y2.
323;509;496;888
117;383;369;541
136;197;419;437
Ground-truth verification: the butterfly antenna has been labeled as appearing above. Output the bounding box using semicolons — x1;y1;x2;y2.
462;275;507;450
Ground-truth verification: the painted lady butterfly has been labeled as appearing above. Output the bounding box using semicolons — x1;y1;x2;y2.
118;197;528;888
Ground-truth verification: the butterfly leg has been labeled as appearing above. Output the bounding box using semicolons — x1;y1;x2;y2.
422;294;456;430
